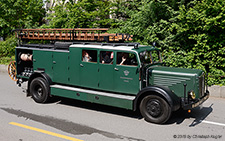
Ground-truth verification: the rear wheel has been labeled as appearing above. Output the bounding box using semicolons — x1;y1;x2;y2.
140;95;171;124
29;77;50;103
8;61;17;81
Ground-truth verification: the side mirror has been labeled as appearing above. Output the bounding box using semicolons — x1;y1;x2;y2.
205;63;210;73
205;63;209;90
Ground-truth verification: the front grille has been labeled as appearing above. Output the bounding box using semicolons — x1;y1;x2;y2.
199;73;205;97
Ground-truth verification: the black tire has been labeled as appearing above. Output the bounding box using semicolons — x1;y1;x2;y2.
29;77;50;103
140;95;171;124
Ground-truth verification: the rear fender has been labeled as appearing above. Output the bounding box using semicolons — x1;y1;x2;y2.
27;72;52;95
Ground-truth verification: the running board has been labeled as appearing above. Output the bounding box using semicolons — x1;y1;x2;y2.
50;84;135;110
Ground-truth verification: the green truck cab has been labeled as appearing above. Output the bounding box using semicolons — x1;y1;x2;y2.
11;29;209;124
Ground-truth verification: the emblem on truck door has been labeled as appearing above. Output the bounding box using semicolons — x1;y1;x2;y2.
124;70;130;76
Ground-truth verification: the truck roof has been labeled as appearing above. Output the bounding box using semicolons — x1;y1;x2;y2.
16;42;160;54
70;44;159;53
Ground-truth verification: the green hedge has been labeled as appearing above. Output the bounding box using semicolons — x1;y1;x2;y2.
113;0;225;86
0;36;16;64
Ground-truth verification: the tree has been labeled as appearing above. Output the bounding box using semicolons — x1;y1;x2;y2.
173;0;225;85
113;0;191;45
114;0;225;85
44;0;113;28
0;0;45;40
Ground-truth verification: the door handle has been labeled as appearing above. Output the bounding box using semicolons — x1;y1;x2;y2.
80;64;84;67
53;61;56;64
114;67;119;71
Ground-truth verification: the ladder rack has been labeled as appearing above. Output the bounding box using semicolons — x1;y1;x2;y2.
19;42;140;51
14;28;133;43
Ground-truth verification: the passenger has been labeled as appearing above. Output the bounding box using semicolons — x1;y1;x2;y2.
102;51;113;64
120;53;129;65
110;52;114;64
82;51;92;62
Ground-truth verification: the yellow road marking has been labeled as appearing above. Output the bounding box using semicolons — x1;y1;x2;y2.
9;122;83;141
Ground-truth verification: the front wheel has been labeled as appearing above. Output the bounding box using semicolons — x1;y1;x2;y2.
140;95;171;124
29;77;50;103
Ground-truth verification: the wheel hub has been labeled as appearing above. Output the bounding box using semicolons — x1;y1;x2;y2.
37;87;43;96
146;99;162;117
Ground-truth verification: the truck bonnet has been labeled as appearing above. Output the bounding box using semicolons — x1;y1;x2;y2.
148;66;204;98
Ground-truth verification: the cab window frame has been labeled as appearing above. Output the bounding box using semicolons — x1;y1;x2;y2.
99;50;114;65
116;51;139;67
81;49;98;63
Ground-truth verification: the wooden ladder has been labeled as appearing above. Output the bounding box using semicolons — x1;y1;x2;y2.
15;28;133;42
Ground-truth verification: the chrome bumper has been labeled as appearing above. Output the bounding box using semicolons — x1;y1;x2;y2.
182;90;209;110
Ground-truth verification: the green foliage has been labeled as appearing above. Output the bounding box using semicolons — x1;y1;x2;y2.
112;0;183;45
114;0;225;85
0;36;16;64
0;56;15;65
0;0;45;40
0;36;16;57
43;0;114;28
171;0;225;85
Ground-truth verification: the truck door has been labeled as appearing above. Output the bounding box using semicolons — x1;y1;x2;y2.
52;51;69;84
98;50;114;91
80;49;99;89
33;50;53;78
114;51;140;95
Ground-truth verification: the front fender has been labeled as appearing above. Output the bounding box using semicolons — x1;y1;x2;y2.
134;85;180;111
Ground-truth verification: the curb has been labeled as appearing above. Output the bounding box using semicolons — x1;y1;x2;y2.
0;64;7;73
0;64;224;98
208;86;225;99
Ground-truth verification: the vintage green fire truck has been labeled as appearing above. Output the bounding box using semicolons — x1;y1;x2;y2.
8;28;209;124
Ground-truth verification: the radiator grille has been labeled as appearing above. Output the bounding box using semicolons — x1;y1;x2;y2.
199;73;205;97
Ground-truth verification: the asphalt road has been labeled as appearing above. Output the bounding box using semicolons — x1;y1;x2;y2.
0;72;225;141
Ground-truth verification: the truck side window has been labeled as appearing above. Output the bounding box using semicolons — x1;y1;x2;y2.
100;51;113;64
82;50;97;63
117;52;138;66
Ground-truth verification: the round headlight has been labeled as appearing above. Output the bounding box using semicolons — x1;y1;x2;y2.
188;91;196;100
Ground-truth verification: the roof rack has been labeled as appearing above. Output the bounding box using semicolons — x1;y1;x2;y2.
72;42;140;47
18;42;140;51
14;28;133;43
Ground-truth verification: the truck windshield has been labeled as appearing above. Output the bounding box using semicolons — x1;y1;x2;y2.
139;50;162;65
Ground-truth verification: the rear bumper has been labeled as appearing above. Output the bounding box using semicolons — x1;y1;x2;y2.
182;90;209;110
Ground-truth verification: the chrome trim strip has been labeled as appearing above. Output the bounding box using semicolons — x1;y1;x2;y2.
51;84;135;100
70;44;138;51
152;70;197;77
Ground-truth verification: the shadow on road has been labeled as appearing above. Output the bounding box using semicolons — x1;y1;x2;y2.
56;96;142;119
52;96;213;125
167;104;213;126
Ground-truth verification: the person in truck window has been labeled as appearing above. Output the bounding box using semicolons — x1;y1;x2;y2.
119;53;129;65
82;51;92;62
101;51;113;64
118;52;137;66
